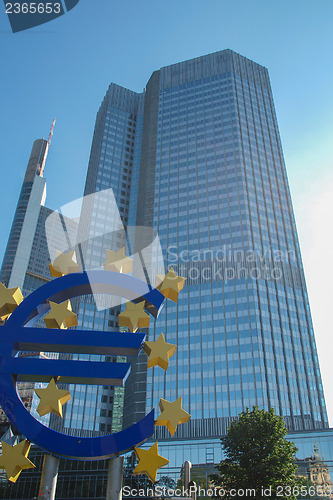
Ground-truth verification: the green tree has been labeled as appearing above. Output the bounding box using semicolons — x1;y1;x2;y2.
211;407;302;500
123;451;150;492
156;476;177;489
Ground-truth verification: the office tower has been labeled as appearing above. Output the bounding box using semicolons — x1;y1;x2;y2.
0;137;49;290
0;124;77;428
131;50;328;434
0;120;77;297
54;86;142;436
0;121;78;296
128;50;332;469
56;50;331;467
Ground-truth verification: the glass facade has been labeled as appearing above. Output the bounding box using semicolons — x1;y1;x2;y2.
0;139;48;291
56;84;144;436
135;50;328;436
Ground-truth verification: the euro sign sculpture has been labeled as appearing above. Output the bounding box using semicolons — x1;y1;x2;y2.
0;270;165;460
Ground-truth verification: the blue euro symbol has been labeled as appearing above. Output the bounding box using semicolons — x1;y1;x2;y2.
0;271;165;459
4;0;80;34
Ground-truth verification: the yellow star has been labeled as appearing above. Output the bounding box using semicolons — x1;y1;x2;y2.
155;397;191;436
43;300;78;329
0;283;23;321
133;442;169;483
0;440;35;483
143;333;176;371
49;250;79;277
118;301;150;332
156;267;186;302
35;378;71;418
104;247;133;273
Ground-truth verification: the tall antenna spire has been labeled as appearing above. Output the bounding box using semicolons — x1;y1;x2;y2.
48;118;56;146
39;118;56;177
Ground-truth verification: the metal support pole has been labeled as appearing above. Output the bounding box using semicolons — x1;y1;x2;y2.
106;456;124;500
184;461;191;491
38;453;59;500
188;481;197;500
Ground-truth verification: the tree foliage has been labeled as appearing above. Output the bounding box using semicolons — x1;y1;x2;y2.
123;451;149;490
156;475;177;489
211;407;302;500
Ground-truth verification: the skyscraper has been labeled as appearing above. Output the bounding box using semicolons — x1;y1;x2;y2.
51;50;332;472
134;49;329;434
0;124;77;428
53;86;141;437
124;50;331;469
0;120;77;298
0;137;49;291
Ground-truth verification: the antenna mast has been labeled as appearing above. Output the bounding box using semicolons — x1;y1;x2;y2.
48;118;56;146
39;118;56;177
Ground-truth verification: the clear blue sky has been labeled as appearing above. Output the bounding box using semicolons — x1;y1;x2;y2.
1;0;333;422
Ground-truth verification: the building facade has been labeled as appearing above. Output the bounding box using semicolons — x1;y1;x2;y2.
0;123;77;298
140;50;328;434
55;50;329;444
0;138;49;292
52;85;142;437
